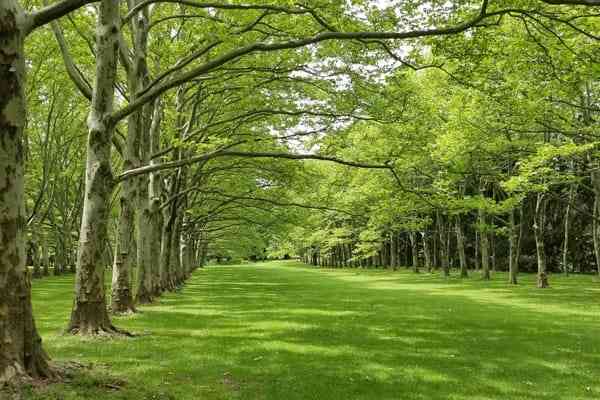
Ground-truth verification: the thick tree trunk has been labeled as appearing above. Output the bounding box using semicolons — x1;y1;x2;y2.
0;1;56;383
110;224;135;314
456;215;468;278
68;0;123;335
534;193;549;288
132;0;154;305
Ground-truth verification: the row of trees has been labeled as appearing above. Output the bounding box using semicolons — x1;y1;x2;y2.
283;10;598;287
0;0;596;389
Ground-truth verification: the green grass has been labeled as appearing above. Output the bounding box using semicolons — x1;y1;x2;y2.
27;261;600;400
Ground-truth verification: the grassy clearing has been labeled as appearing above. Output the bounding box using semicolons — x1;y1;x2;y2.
26;261;600;400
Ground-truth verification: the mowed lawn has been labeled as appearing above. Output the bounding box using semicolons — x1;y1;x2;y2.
27;261;600;400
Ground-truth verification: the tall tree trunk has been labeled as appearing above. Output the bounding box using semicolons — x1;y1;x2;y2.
508;207;520;285
479;210;491;280
456;215;468;278
438;213;450;277
0;0;55;383
592;171;600;277
160;207;175;291
474;230;480;271
132;0;154;305
390;232;398;270
562;183;576;276
148;99;163;296
409;232;420;273
68;0;122;335
31;239;41;279
534;193;549;288
421;231;431;272
41;234;49;277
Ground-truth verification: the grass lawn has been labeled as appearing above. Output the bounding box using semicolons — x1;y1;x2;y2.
26;261;600;399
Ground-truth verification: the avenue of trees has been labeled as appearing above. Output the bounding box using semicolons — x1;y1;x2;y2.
0;0;598;390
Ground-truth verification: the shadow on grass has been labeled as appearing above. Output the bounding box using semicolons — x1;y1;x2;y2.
29;261;600;400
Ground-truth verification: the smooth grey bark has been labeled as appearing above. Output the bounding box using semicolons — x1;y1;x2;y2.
132;0;155;305
68;0;123;335
148;99;164;295
0;0;54;383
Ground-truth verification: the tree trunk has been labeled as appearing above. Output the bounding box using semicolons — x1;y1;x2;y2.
390;232;398;270
456;215;468;278
438;213;450;277
534;193;549;288
479;210;491;280
421;231;431;272
111;220;135;314
474;230;480;271
409;232;420;273
0;1;55;383
68;0;123;335
40;234;49;277
592;171;600;277
31;240;41;279
508;207;519;285
148;99;163;296
562;183;576;276
132;0;154;305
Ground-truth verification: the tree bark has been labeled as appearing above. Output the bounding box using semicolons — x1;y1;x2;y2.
0;0;55;383
479;210;491;280
148;99;163;296
456;215;468;278
534;193;549;288
438;213;450;277
561;183;576;276
421;231;431;272
68;0;123;335
508;207;519;285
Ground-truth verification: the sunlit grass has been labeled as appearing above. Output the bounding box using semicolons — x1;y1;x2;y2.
26;261;600;399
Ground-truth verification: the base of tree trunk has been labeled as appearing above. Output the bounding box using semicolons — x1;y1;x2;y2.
67;300;131;336
481;270;491;280
111;288;136;315
537;273;549;288
460;269;468;278
135;292;154;305
509;275;518;285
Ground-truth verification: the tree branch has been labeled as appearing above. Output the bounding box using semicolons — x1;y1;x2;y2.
27;0;99;35
116;149;390;182
109;0;498;124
